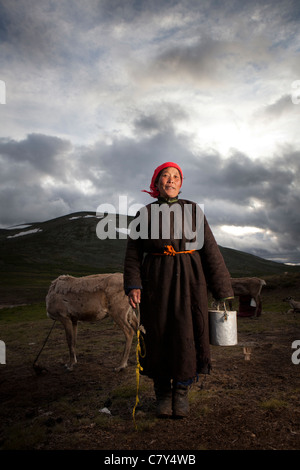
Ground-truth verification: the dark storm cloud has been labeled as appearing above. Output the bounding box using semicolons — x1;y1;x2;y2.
148;38;239;85
184;148;300;258
264;95;294;118
0;127;299;262
0;183;71;226
0;134;74;225
255;94;299;122
133;104;189;135
0;134;72;178
1;0;300;263
0;1;60;66
185;148;299;214
97;0;182;23
77;124;193;198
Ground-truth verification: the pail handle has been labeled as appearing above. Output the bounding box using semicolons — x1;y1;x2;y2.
223;302;228;321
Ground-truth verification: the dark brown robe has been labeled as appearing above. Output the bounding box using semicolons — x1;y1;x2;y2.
124;199;233;383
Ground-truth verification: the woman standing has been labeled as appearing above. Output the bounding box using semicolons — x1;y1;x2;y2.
124;162;233;418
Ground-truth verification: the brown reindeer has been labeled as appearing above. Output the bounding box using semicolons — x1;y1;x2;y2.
46;273;138;371
229;277;266;316
283;296;300;314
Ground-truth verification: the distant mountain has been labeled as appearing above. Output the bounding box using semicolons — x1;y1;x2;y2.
0;211;299;304
0;211;128;274
1;210;299;276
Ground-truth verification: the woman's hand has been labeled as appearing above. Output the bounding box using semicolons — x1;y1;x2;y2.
128;288;141;309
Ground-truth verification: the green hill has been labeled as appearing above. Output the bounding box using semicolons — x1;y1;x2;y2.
0;211;299;305
0;211;127;274
219;245;299;277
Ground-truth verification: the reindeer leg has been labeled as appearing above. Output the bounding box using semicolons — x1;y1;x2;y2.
255;297;262;317
255;284;264;316
72;319;78;348
108;305;136;372
115;326;134;372
61;317;77;370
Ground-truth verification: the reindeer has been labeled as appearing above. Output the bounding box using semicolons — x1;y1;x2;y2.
228;277;266;316
283;297;300;314
46;272;138;371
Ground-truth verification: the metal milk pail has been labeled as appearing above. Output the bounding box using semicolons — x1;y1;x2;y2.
209;309;238;346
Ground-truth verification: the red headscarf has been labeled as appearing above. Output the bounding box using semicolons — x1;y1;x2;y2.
142;162;183;198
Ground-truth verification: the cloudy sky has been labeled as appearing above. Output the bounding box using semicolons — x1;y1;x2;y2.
0;0;300;264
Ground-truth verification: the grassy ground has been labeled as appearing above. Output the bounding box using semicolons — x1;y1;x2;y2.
1;276;300;451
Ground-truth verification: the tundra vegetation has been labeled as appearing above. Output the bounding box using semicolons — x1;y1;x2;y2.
1;213;300;450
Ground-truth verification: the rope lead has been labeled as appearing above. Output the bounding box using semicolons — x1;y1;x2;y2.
32;320;56;374
132;304;146;430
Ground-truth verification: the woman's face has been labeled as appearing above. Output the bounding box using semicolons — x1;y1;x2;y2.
156;167;181;199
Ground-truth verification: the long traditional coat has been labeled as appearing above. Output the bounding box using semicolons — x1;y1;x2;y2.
124;198;233;383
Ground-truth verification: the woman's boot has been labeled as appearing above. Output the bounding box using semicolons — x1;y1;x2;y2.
172;383;189;418
153;378;172;418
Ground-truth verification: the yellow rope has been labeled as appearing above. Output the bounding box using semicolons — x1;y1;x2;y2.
132;311;146;430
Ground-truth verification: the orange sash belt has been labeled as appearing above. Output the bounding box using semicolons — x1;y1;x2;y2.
152;244;196;256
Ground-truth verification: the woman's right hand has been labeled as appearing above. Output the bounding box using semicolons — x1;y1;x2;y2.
128;288;141;309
